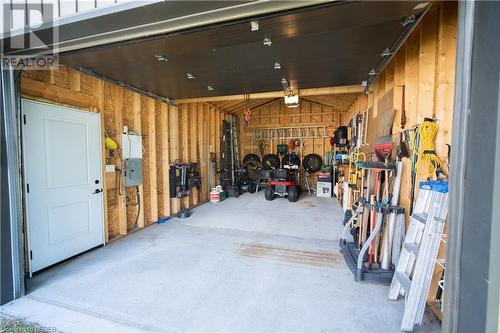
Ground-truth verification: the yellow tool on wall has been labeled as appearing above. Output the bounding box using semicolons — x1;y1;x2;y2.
349;152;366;184
415;119;442;175
105;136;118;151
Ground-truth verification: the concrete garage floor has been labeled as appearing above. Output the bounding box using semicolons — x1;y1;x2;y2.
1;194;440;332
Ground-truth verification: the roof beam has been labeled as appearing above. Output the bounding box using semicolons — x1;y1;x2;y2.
221;100;247;110
175;85;363;103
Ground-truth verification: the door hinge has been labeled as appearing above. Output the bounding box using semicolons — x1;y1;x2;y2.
26;183;29;193
30;250;33;260
23;114;26;125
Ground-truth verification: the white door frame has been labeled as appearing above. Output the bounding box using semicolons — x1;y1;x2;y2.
21;98;106;276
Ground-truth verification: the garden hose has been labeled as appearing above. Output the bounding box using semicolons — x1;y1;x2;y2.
414;119;442;175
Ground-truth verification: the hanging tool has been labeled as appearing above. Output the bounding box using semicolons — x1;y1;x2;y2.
258;140;267;157
415;118;441;175
243;94;251;126
398;130;410;158
400;85;406;129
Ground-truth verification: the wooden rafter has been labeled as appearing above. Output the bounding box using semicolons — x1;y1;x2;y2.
175;85;363;103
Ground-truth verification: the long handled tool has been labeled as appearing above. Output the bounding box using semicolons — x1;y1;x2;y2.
381;159;403;270
359;169;371;247
372;136;394;265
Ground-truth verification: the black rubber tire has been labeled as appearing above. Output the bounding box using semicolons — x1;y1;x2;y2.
282;153;301;168
243;153;261;166
262;154;280;169
265;186;275;201
287;185;298;202
297;185;302;196
247;183;256;194
303;153;322;173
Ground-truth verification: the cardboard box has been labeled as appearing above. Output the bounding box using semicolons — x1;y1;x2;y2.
317;181;332;197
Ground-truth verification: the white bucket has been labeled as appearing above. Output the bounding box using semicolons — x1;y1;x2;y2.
210;188;220;203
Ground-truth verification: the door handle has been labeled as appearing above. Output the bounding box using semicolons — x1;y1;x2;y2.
93;188;103;194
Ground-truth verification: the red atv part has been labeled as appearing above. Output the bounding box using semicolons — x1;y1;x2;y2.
268;180;296;186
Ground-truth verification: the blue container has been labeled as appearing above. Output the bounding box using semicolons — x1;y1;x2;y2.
419;181;448;193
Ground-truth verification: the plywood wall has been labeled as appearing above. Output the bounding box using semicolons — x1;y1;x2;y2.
21;66;226;241
342;1;457;310
344;1;456;220
239;98;341;188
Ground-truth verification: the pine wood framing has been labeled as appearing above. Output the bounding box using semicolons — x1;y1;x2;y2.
20;66;224;242
176;85;363;103
124;91;145;229
156;102;171;218
190;103;199;206
342;2;457;316
169;105;181;214
141;96;158;225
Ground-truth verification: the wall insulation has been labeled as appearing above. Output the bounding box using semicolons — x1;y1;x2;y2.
21;67;227;242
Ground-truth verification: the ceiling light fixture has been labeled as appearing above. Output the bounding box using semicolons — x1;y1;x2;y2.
284;94;299;108
413;2;429;10
263;37;272;47
273;62;281;70
368;69;377;76
280;78;298;107
155;54;167;62
250;20;259;31
361;80;368;88
186;73;195;79
207;85;214;91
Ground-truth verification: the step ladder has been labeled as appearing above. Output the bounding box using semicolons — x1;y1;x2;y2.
388;181;448;331
230;116;240;170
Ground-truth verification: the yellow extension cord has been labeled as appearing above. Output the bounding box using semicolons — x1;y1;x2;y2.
415;120;442;175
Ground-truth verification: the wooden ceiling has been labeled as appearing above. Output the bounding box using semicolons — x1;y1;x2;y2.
210;93;361;114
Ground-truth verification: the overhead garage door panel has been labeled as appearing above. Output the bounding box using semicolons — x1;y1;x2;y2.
60;1;428;99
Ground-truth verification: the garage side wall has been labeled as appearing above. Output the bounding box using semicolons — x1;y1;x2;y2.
344;1;457;223
21;67;226;243
342;1;457;316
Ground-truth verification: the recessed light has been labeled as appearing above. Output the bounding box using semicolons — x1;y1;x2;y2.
207;85;214;91
281;78;288;85
263;37;272;47
274;62;281;70
155;54;167;62
186;73;195;79
413;2;429;10
250;20;259;31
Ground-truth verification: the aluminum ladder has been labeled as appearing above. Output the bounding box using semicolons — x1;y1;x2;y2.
388;181;448;331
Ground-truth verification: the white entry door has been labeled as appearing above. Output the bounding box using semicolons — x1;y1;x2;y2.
23;99;104;273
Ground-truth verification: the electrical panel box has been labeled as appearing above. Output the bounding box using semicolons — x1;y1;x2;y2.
122;133;143;159
124;158;142;187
